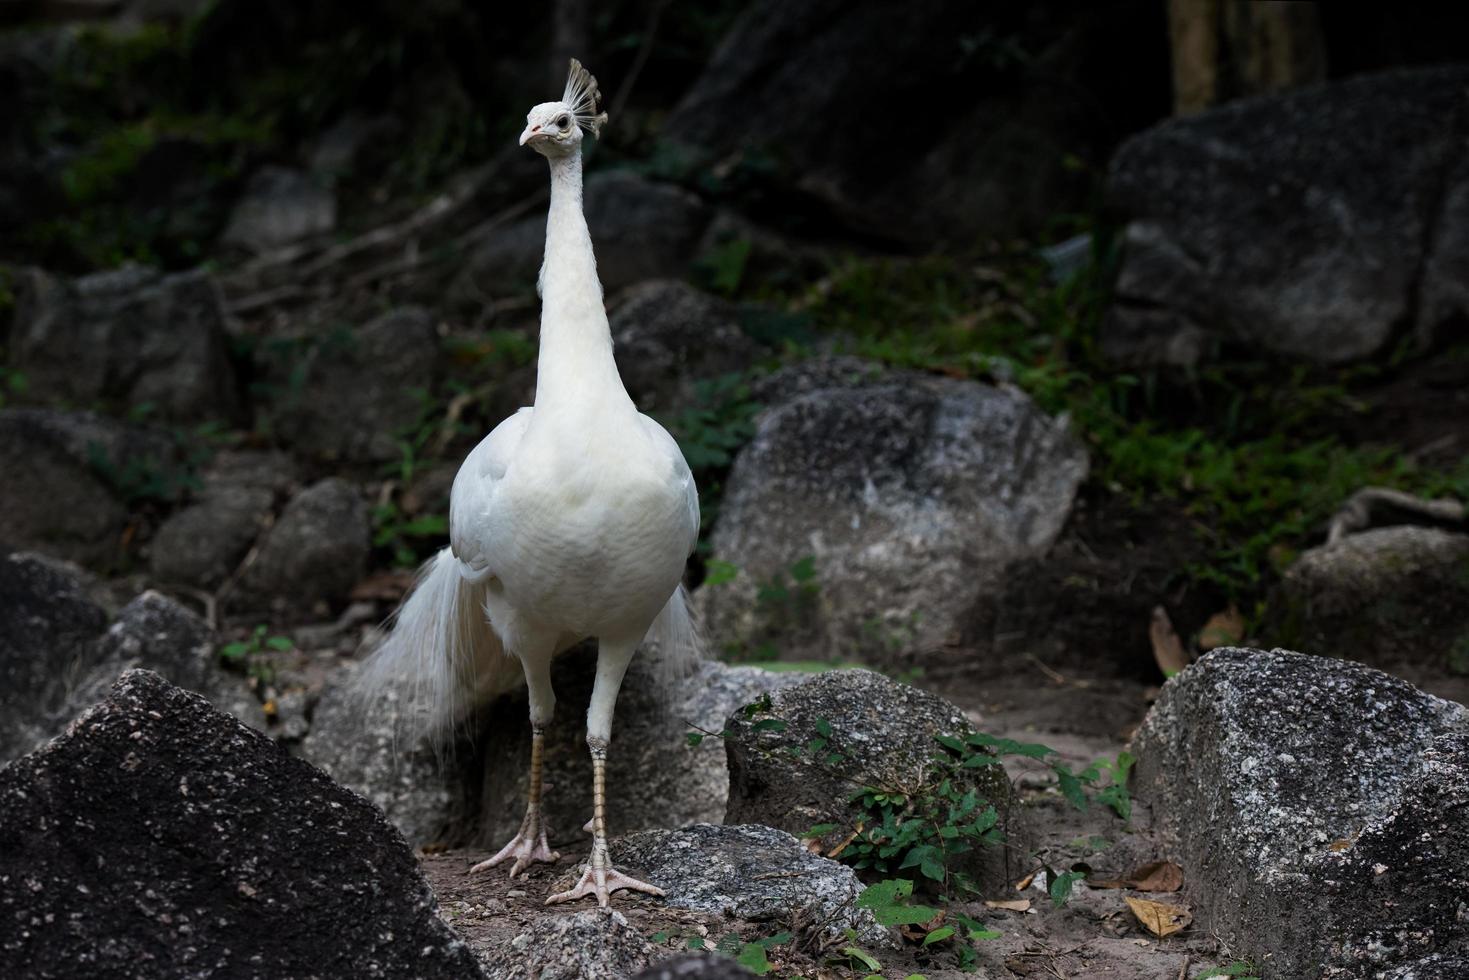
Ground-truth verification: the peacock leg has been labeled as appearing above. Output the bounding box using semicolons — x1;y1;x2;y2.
546;640;664;907
472;648;559;876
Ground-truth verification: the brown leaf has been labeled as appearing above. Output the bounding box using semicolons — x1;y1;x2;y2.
1124;896;1191;938
984;899;1032;912
898;909;946;943
1199;605;1246;650
1091;861;1183;892
1149;606;1189;677
1014;872;1036;891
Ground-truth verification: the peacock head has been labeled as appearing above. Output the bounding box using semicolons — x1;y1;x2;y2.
519;58;608;157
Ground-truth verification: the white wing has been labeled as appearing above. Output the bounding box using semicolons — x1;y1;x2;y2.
449;407;533;581
639;413;700;558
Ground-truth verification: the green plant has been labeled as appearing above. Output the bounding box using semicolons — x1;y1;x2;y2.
655;372;762;540
372;501;449;569
219;624;292;684
1196;962;1261;980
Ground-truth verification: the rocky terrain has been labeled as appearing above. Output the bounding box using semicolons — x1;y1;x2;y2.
2;3;1468;979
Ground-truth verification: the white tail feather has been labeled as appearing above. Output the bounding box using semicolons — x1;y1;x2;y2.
351;547;519;743
642;584;702;692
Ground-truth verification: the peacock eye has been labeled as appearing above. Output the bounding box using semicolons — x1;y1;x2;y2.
555;114;570;128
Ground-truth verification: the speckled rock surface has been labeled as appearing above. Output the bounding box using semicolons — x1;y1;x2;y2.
1383;953;1469;980
480;909;652;980
1275;526;1469;674
0;669;486;980
1133;647;1469;977
1106;66;1469;366
629;952;758;980
612;823;890;947
478;654;801;848
234;477;369;611
723;669;1021;893
610;279;763;413
696;358;1088;662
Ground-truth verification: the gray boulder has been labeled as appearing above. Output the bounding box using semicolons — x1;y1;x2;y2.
723;669;1019;893
149;449;297;589
1106;66;1469;366
0;669;486;979
234;477;369;611
0;408;179;567
481;909;651;980
1132;647;1469;977
611;824;890;947
260;307;440;463
10;264;239;420
1275;527;1469;676
0;551;111;762
457;170;709;297
610;280;763;414
220;165;337;252
696;359;1088;661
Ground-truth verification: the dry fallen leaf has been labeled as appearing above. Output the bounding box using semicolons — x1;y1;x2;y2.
1149;606;1189;677
1090;860;1184;893
1199;605;1246;650
984;898;1033;912
1124;896;1192;938
1014;872;1036;891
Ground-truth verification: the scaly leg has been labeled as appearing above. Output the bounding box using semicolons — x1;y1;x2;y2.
472;647;559;877
546;640;664;907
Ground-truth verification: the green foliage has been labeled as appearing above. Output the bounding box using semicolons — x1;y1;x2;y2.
695;237;753;297
219;624;293;684
0;365;27;409
372;502;448;569
1196;963;1261;980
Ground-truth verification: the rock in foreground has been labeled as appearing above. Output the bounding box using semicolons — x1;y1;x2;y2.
0;669;485;980
1133;647;1469;977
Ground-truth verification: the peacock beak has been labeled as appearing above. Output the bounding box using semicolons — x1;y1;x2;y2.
519;124;545;147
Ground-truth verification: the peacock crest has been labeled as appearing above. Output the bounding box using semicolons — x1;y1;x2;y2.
562;58;608;137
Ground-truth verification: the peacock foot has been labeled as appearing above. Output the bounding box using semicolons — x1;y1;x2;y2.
471;804;559;878
544;839;664;908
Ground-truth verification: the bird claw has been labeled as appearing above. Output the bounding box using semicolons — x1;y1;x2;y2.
544;842;663;908
471;805;559;877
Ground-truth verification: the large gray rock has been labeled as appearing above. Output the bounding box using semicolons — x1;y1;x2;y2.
0;669;487;979
10;265;239;419
663;0;1164;247
1133;647;1469;977
723;669;1019;892
1106;66;1469;366
220;165;336;252
696;359;1088;661
0;554;264;764
234;477;369;611
630;954;758;980
611;824;890;947
1276;527;1469;675
610;280;763;414
260;307;440;463
481;909;652;980
149;449;296;589
0;409;179;566
0;552;111;762
457;170;710;297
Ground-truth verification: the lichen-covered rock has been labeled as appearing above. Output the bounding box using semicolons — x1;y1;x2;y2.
610;280;763;413
0;669;486;980
697;359;1088;661
259;307;440;463
630;953;759;980
1132;647;1469;977
611;824;890;947
1383;954;1469;980
1275;527;1469;675
1106;66;1469;366
234;477;368;610
481;909;651;980
0;551;110;762
0;409;178;567
723;669;1020;892
10;264;240;419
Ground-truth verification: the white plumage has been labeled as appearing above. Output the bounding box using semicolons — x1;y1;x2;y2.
356;59;699;907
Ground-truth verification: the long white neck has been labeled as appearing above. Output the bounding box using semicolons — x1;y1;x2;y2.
533;150;630;413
